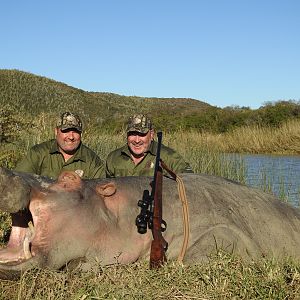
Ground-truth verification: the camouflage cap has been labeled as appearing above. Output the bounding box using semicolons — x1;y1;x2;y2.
127;114;152;133
56;112;83;133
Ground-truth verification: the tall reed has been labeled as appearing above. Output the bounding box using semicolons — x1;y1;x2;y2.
218;119;300;154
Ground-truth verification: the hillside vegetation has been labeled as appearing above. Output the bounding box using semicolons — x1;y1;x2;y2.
1;69;300;135
0;69;213;133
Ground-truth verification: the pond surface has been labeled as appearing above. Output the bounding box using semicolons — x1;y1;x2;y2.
231;154;300;207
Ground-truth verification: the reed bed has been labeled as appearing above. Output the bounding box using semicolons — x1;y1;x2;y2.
217;119;300;155
160;119;300;156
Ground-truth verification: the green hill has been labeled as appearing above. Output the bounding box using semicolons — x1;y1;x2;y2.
1;69;299;136
0;69;214;132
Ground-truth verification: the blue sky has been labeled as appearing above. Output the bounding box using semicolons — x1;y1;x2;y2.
1;1;299;109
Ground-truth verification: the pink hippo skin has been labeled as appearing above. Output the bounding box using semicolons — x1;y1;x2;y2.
0;167;300;279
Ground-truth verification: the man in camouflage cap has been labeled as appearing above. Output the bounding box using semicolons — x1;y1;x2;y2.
15;111;104;179
10;112;105;248
126;114;152;133
57;111;83;132
105;113;193;177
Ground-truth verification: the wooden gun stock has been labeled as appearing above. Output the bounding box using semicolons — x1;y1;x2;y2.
150;166;168;268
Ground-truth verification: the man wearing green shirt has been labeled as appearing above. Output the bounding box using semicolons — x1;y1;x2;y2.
15;112;104;179
105;114;193;177
9;112;104;249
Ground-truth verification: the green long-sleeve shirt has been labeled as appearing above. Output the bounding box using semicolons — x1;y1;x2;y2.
15;139;105;179
105;140;193;177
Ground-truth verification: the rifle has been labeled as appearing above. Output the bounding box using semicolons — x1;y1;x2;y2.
149;131;168;268
135;131;168;268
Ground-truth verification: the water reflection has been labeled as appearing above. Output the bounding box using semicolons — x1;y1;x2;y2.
229;154;300;207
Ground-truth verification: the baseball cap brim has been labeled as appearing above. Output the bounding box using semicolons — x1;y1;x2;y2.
60;125;82;132
127;126;150;134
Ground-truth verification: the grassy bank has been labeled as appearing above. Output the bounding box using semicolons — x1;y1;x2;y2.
1;252;300;300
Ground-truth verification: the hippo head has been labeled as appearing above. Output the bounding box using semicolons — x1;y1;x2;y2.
0;169;120;280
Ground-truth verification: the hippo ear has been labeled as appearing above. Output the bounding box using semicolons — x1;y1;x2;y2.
96;182;116;197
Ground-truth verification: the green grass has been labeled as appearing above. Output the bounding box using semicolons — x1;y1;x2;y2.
0;252;299;299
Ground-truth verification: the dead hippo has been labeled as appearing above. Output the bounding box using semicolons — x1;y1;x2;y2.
0;167;300;280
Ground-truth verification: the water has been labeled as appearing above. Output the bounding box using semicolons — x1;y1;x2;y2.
231;154;300;207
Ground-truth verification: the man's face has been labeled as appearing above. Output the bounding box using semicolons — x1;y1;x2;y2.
55;128;81;155
127;130;154;158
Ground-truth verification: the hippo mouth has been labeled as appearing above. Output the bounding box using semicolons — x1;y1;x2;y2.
0;186;56;270
0;218;42;280
0;221;35;265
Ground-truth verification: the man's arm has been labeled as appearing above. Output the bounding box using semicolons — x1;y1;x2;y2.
105;153;115;178
161;146;193;174
80;145;106;179
89;157;105;178
14;147;41;174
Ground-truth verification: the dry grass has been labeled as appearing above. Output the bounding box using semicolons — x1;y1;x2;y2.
159;119;300;156
215;120;300;155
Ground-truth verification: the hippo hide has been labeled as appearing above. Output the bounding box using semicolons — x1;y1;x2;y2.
0;167;300;279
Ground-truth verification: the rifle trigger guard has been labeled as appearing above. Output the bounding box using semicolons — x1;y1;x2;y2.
161;220;167;232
